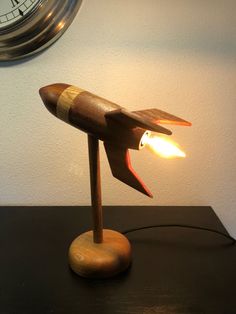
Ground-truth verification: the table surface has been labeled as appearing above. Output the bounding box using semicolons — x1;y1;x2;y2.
0;206;235;314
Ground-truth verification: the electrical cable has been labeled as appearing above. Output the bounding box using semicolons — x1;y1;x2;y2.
122;224;236;244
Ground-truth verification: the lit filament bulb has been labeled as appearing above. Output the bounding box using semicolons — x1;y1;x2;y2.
142;134;186;159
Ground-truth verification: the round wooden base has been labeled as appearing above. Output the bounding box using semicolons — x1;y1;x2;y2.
68;229;132;278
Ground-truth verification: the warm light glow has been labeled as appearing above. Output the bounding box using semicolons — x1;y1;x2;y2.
57;21;65;31
143;134;186;159
47;12;53;19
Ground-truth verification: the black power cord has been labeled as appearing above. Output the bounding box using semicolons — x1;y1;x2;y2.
122;224;236;244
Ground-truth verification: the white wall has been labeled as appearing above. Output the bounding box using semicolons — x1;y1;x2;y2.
1;0;235;236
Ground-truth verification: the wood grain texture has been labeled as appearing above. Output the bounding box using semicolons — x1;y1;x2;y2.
68;229;132;278
57;86;84;122
39;83;69;115
88;135;103;243
105;108;172;135
40;84;192;199
133;108;192;126
104;141;153;197
70;91;120;138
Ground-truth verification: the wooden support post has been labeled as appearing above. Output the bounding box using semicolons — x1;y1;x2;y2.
68;135;131;278
87;134;103;243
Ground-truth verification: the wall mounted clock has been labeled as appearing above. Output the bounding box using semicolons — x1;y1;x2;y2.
0;0;82;61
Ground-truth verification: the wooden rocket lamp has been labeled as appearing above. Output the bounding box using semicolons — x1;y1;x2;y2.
39;84;191;278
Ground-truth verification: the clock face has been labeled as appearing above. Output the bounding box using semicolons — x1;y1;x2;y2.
0;0;41;29
0;0;82;60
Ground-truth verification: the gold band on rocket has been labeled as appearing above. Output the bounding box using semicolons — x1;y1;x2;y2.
57;86;84;122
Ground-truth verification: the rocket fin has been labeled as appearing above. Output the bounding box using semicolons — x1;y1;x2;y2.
105;109;172;135
133;108;191;126
104;141;153;198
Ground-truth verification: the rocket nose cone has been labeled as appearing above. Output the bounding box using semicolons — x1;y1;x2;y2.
39;83;70;116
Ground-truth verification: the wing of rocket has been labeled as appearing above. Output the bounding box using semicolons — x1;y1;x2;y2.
105;109;172;135
104;141;153;198
133;108;192;126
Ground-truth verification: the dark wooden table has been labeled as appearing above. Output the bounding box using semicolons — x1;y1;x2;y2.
0;206;235;314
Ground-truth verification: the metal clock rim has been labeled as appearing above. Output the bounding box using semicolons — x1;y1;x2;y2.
0;0;83;61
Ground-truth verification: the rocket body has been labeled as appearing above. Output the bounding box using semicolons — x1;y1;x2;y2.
39;83;191;197
40;84;147;150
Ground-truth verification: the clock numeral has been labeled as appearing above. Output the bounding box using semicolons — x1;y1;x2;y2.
11;0;20;8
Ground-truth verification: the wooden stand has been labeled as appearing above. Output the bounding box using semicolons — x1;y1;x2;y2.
68;135;132;278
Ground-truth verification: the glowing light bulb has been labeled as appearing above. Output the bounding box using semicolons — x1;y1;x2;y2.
142;134;186;159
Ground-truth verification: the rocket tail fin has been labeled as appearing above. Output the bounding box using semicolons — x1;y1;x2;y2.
133;108;192;126
105;109;172;135
104;142;153;198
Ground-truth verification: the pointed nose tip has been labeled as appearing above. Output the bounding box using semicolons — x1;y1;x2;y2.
39;83;70;115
